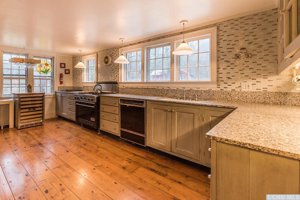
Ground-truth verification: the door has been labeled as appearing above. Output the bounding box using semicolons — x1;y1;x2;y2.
201;107;233;166
147;102;172;152
171;106;200;161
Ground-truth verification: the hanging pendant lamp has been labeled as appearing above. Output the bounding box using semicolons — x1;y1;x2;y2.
75;50;86;68
173;20;194;56
114;38;129;64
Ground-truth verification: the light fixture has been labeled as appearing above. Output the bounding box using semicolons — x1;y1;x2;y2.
173;20;194;56
75;50;86;68
9;57;41;65
114;38;129;64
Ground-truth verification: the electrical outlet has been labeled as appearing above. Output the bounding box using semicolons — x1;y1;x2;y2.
241;82;252;91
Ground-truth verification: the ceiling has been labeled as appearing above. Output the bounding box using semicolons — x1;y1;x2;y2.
0;0;277;55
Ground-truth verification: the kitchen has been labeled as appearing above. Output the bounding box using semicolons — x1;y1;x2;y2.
0;0;300;199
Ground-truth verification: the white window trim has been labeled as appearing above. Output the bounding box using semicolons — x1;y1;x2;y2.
122;48;143;82
145;42;172;82
118;27;217;89
82;54;97;84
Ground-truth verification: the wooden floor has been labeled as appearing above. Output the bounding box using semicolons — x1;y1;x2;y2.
0;119;210;200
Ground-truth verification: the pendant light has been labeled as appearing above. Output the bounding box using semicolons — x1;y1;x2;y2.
75;50;86;68
114;38;129;64
173;20;194;56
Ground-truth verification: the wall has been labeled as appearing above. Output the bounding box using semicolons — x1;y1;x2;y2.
72;9;300;105
0;46;74;122
72;48;119;87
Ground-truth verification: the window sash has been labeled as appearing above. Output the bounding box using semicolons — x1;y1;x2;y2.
124;50;142;82
33;57;54;94
176;37;212;82
2;53;27;95
82;55;97;83
146;44;171;82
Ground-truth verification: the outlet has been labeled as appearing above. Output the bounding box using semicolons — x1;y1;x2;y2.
241;82;252;91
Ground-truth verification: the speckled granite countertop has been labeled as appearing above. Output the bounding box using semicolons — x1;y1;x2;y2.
101;93;300;160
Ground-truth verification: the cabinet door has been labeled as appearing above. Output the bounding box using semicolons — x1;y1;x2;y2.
201;108;233;167
216;142;250;200
61;95;69;117
250;151;300;200
56;93;63;116
147;103;172;152
171;106;200;161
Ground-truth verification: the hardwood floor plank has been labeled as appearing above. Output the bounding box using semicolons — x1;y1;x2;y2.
0;119;210;200
0;166;14;200
133;167;209;200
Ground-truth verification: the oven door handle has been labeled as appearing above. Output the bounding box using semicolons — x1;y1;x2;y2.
76;103;95;108
120;103;145;108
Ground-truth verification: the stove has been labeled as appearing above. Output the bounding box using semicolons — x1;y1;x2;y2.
74;94;100;130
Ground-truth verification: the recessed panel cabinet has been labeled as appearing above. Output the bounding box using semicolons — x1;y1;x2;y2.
211;140;300;200
147;103;172;152
147;101;233;166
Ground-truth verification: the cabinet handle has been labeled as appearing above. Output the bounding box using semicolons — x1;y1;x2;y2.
208;148;211;152
208;174;211;179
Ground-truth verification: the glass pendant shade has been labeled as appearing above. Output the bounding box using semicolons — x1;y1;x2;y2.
114;54;129;64
75;61;86;68
173;41;194;55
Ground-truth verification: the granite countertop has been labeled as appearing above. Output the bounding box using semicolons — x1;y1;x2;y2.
101;93;300;161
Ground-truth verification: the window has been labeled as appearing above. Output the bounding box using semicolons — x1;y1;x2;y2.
2;53;27;95
83;56;96;83
124;50;142;82
119;27;216;86
177;37;211;81
147;44;171;81
34;57;54;94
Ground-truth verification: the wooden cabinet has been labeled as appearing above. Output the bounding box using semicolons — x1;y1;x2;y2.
249;151;300;200
147;103;172;152
211;140;300;200
278;0;300;72
55;92;76;122
201;107;233;167
171;106;201;160
100;96;120;136
147;101;233;165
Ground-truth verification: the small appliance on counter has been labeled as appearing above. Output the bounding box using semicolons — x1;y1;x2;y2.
93;81;118;94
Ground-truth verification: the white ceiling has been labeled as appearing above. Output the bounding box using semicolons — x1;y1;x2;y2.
0;0;277;55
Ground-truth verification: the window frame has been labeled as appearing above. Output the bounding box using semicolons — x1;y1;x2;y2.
2;52;28;96
82;54;97;83
123;49;143;82
33;56;54;94
145;43;172;82
118;27;217;88
174;34;215;83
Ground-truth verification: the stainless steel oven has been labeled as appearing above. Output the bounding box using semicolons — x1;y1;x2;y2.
75;94;99;130
120;99;145;146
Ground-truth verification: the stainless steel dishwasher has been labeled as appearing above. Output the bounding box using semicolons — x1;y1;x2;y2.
120;98;145;146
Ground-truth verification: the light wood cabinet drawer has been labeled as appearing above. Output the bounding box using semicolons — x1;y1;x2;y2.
101;97;119;106
100;105;119;114
100;119;120;136
100;112;119;123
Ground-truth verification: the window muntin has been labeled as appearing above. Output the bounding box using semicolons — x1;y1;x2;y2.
124;50;142;82
2;53;27;95
33;57;54;94
83;58;96;82
177;37;211;81
147;44;171;82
